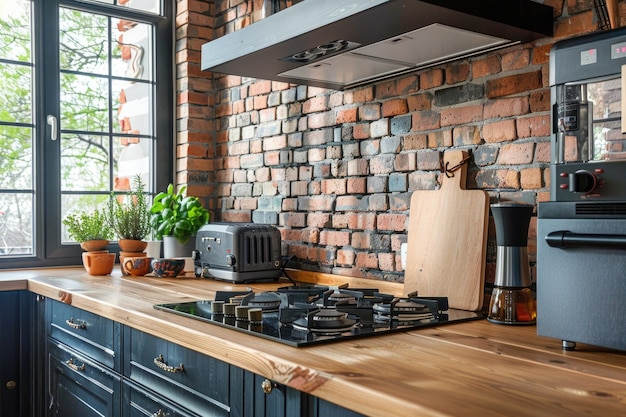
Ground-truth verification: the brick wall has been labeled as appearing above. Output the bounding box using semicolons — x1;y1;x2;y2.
176;0;622;286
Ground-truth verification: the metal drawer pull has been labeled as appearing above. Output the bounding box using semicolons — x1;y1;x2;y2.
65;318;86;329
152;410;166;417
66;358;85;372
153;354;184;373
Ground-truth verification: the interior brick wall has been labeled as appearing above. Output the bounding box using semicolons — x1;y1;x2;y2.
176;0;622;286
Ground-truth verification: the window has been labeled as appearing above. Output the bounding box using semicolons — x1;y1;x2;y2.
0;0;173;267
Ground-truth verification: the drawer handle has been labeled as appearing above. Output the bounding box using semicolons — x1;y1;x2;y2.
153;354;184;373
66;358;85;372
65;317;86;330
152;410;166;417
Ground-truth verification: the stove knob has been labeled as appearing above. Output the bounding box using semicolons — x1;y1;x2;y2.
568;170;597;193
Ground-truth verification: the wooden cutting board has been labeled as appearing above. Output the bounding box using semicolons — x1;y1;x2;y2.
403;150;489;311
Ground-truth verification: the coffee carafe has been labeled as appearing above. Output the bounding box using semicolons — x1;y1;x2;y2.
487;203;536;325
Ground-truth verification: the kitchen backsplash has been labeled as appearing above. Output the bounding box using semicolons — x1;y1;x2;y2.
175;0;606;287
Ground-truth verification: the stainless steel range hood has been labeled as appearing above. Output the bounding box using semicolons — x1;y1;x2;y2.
201;0;553;90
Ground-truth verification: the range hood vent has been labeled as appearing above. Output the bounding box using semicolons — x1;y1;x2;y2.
201;0;553;90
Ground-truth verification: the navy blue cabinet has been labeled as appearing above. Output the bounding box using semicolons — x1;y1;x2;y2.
0;291;37;417
41;298;364;417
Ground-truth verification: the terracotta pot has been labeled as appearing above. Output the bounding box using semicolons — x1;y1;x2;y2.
80;240;109;252
118;239;148;253
82;251;116;276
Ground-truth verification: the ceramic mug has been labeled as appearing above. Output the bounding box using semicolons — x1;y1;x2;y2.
151;258;185;278
123;256;153;277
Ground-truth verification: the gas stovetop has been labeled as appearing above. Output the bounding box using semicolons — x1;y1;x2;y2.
154;285;483;347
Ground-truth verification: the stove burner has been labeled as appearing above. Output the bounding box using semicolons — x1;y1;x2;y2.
373;299;434;322
246;292;281;312
292;308;357;334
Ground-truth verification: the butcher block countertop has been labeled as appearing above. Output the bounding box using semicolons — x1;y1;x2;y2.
2;268;626;417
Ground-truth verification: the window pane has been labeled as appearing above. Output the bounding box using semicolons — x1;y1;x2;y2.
114;80;152;135
0;126;32;188
0;193;33;255
0;0;31;63
114;137;151;190
74;0;161;14
0;63;32;124
61;133;111;191
112;19;152;81
60;73;110;132
60;9;109;74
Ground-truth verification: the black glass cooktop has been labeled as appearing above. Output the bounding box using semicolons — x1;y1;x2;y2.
154;286;483;347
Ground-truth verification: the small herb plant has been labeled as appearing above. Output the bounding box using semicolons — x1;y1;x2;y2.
149;184;210;244
63;208;113;242
109;175;151;241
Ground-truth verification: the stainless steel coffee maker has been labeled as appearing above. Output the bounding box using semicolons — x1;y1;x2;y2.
488;203;536;325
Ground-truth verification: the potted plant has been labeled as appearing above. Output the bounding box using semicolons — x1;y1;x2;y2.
63;208;113;252
108;175;151;254
62;209;116;275
149;183;210;258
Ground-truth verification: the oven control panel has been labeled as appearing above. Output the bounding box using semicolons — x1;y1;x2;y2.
553;160;626;201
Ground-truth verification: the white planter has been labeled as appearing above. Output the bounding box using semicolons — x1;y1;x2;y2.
163;235;195;258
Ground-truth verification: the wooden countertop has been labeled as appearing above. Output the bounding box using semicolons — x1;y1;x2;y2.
2;268;626;417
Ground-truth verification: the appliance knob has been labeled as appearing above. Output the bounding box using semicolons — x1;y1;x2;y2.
568;170;597;193
191;249;200;260
226;254;236;266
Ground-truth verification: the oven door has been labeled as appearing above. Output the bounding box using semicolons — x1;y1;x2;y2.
537;202;626;351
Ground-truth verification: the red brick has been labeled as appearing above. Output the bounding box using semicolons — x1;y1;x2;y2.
336;249;355;266
353;123;370;140
501;48;530;72
319;230;350;246
356;252;378;269
376;213;407;231
348;213;376;230
521;167;543;189
382;99;408;117
412;110;440;131
498;142;535;165
516;115;550;138
407;93;431;111
321;179;347;195
419;68;444;90
347;177;366;194
303;96;328;114
336;108;357;124
378;253;395;272
307;213;331;228
472;55;501;78
351;232;370;249
440;104;483;127
486;71;543;99
483;119;517;143
445;62;470;84
484;97;529;120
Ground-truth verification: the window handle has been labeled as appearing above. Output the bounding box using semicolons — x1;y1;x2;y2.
47;115;57;141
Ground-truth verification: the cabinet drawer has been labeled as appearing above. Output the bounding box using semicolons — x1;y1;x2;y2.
48;299;121;370
48;339;121;417
124;327;230;416
123;381;202;417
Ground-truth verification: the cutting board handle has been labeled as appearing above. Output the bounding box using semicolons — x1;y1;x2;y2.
441;150;469;190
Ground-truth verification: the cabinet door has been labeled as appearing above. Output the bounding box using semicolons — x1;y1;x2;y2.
47;340;121;417
229;368;303;417
0;291;35;417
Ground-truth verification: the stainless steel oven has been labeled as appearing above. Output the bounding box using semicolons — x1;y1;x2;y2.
538;28;626;351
